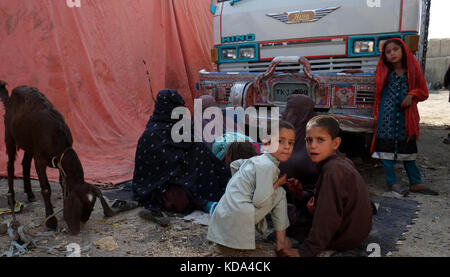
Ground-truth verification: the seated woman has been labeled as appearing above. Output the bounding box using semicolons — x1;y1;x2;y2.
279;94;319;191
195;95;223;150
132;89;230;217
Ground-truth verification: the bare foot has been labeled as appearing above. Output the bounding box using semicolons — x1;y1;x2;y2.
284;238;292;249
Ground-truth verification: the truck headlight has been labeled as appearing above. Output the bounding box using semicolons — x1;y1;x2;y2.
221;48;236;60
238;47;255;59
354;40;374;54
378;39;388;53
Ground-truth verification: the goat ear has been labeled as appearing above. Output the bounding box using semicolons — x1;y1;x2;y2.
80;192;95;223
90;184;116;217
86;192;96;205
63;194;82;235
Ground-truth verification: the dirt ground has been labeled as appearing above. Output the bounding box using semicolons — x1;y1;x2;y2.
0;91;449;257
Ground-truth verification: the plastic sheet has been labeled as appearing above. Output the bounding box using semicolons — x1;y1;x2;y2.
0;0;214;186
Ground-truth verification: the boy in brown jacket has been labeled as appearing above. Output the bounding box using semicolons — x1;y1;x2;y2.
280;115;373;257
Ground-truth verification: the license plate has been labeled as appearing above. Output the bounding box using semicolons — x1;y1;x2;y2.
287;11;315;23
273;83;309;102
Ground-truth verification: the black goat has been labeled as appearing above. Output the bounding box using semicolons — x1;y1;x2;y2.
0;80;115;234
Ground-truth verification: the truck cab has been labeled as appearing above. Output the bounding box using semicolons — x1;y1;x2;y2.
198;0;421;133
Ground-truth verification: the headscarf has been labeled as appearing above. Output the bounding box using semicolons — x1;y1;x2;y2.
279;94;318;189
371;38;428;153
197;95;221;149
212;132;254;161
150;88;186;124
132;89;230;211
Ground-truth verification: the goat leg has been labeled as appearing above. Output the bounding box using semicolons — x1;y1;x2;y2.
90;184;116;217
35;161;58;230
6;193;17;223
5;136;16;206
22;151;36;202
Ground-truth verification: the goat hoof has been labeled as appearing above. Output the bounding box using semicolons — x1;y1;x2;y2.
69;230;81;236
45;217;58;230
27;194;36;203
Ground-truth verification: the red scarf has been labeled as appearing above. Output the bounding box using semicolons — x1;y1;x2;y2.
370;38;428;154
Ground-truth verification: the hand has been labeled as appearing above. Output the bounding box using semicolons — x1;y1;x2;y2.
286;178;304;200
307;196;315;214
274;174;287;190
401;94;414;109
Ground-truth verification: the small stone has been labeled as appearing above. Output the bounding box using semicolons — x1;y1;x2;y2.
95;236;119;251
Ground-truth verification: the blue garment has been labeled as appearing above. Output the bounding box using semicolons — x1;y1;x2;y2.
377;71;408;141
373;71;418;160
212;132;254;160
381;159;422;187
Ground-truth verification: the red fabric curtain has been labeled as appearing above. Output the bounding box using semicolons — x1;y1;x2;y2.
0;0;214;185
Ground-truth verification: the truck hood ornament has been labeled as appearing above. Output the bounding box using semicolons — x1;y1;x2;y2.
266;6;340;24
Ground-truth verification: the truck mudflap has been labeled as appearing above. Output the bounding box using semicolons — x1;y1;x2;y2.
197;56;376;133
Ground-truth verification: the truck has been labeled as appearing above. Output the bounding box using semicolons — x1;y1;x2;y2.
196;0;430;145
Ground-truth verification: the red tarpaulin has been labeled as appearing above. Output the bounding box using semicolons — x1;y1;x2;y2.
0;0;214;186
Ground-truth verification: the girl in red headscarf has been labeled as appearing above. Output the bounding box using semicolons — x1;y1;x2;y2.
371;38;438;196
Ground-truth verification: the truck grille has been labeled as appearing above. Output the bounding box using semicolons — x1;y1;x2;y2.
356;90;375;105
219;56;379;73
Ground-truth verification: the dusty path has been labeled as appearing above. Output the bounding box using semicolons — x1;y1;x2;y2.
0;91;449;257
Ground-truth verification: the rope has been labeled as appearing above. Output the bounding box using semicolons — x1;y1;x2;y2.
51;147;71;179
51;147;72;200
44;207;64;224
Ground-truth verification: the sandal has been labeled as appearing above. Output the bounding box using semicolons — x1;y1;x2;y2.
383;188;408;199
409;188;439;196
0;200;24;215
138;209;170;227
111;199;139;213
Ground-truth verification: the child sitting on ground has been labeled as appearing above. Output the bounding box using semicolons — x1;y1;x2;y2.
207;120;295;253
280;115;373;257
205;141;259;215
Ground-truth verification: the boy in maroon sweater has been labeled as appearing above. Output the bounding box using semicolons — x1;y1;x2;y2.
280;115;373;257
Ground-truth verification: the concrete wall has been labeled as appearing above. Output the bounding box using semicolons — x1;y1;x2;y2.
425;38;450;89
